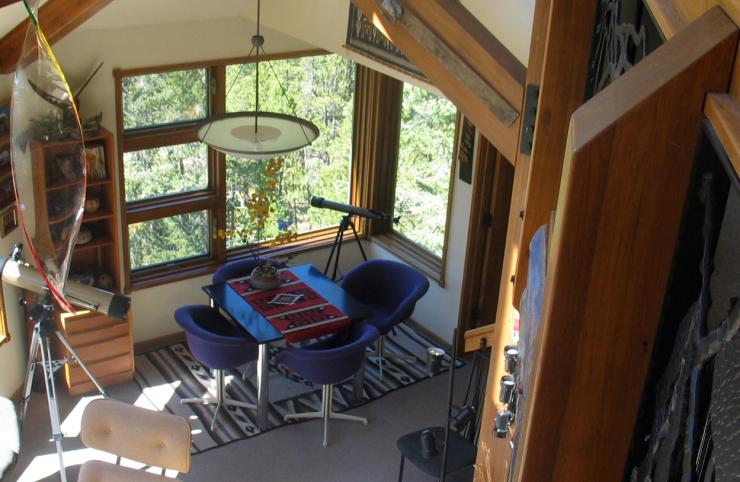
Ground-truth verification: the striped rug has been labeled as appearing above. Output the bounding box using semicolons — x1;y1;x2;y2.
133;322;459;453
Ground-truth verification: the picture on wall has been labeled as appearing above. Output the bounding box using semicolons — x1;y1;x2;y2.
0;205;17;238
457;116;476;184
0;103;8;135
345;4;427;80
85;145;107;180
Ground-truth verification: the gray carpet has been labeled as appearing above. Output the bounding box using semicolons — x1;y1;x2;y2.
9;347;474;481
134;322;460;453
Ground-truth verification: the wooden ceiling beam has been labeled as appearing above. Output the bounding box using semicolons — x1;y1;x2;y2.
404;0;526;111
0;0;114;74
0;0;21;9
351;0;523;162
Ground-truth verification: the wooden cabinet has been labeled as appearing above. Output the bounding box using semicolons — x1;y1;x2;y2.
29;128;133;394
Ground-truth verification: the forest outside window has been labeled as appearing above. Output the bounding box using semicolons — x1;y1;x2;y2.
375;82;457;283
116;53;356;288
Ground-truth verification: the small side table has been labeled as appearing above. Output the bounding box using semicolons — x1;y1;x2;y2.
396;426;477;481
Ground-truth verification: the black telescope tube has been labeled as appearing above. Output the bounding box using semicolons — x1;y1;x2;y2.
310;196;397;223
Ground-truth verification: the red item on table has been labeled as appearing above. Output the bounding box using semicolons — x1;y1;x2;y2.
227;268;350;342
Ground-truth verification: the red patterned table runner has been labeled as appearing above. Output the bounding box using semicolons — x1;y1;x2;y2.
227;268;349;342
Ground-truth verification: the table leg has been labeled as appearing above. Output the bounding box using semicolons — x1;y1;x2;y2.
257;343;270;431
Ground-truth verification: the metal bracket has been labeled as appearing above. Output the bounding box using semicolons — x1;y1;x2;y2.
520;84;539;155
379;0;404;23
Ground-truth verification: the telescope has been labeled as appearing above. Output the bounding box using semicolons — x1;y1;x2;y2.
0;252;130;320
310;196;399;224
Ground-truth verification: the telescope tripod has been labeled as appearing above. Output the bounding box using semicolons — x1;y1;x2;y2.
20;292;107;482
324;215;367;281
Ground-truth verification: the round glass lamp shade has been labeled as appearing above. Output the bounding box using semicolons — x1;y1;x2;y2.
197;112;320;159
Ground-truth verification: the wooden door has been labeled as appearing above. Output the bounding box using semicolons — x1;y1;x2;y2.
458;137;514;343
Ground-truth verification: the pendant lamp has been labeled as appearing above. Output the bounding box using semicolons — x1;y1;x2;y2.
197;0;319;158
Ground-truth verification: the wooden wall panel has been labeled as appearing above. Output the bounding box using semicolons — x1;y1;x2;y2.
516;9;737;482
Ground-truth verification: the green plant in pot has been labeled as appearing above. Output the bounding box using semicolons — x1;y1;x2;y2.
225;157;297;289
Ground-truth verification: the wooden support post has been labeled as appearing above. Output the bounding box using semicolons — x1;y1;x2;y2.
512;0;599;308
471;0;553;478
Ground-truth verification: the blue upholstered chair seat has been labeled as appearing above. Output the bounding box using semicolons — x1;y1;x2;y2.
340;260;429;378
279;323;379;445
174;305;259;429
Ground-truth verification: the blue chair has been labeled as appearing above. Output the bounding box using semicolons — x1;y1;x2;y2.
174;305;258;430
279;323;380;446
341;260;429;378
212;257;284;284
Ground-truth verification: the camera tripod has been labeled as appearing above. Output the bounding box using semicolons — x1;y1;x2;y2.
20;291;107;482
324;214;367;281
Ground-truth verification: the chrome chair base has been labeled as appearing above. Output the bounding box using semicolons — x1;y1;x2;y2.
283;384;367;447
368;336;416;378
181;369;256;430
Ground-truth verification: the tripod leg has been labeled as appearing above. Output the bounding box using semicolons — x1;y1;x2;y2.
20;327;41;420
38;335;68;482
332;226;346;281
324;225;343;275
348;219;367;262
55;330;108;397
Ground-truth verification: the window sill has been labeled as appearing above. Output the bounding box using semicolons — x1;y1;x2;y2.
129;227;352;291
371;232;445;286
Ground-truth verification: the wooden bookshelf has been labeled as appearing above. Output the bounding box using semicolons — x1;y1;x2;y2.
29;127;134;394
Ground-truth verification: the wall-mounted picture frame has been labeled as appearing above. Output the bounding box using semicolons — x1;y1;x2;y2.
345;4;427;80
0;204;17;238
0;136;9;172
0;102;9;135
85;145;107;180
457;116;476;184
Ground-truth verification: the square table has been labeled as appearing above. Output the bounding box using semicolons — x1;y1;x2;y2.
202;264;373;431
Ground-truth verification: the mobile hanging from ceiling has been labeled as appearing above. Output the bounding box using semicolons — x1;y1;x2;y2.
197;0;320;159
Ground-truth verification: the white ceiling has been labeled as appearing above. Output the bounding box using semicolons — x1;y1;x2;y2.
1;0;534;63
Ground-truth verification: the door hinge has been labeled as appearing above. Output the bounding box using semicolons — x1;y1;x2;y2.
520;84;539;155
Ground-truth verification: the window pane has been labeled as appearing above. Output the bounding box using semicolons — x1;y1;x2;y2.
122;69;207;130
394;84;457;257
123;143;208;202
128;211;210;270
225;55;354;249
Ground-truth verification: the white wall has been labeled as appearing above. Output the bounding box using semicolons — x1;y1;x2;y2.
0;232;30;397
461;0;536;66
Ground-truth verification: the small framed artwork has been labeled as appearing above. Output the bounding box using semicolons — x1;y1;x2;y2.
457;116;476;184
84;145;107;180
0;137;9;171
0;172;14;210
0;204;17;238
0;102;9;135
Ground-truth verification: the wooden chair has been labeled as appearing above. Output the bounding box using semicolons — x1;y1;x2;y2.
78;399;191;481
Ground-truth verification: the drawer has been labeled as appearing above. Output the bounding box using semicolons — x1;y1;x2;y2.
69;335;131;365
66;321;129;346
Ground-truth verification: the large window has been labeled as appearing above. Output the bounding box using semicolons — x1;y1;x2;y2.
116;53;356;288
224;56;354;249
393;83;457;257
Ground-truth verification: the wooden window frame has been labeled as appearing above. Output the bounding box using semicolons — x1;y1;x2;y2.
373;93;460;287
114;49;363;291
